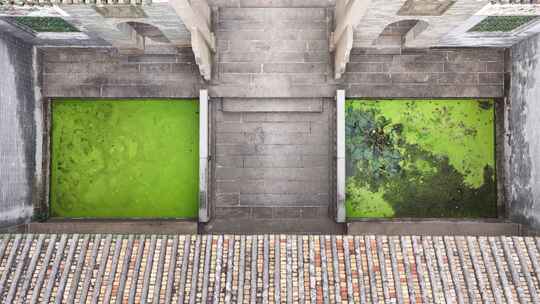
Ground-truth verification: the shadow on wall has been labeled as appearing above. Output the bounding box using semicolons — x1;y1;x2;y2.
116;21;171;50
374;19;429;49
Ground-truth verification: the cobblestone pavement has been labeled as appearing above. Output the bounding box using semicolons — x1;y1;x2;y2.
0;234;539;303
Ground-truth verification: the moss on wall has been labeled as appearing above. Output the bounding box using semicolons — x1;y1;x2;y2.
50;99;199;218
469;16;538;32
346;99;496;218
12;17;79;33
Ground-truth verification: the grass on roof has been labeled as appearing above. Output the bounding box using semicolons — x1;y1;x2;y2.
13;17;79;33
469;16;538;32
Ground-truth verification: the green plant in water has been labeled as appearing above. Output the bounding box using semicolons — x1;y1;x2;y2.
345;106;402;191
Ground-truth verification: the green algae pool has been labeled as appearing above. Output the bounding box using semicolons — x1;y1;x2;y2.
50;99;199;218
345;99;497;218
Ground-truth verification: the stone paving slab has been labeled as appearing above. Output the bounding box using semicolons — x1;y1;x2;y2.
0;234;539;303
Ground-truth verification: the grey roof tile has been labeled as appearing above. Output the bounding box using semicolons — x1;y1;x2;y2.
0;234;538;303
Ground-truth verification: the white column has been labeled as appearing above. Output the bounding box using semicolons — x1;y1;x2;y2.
331;0;371;79
169;0;215;80
333;25;353;80
336;90;346;223
199;90;209;222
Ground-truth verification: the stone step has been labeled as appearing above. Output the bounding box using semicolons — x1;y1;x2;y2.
203;218;346;234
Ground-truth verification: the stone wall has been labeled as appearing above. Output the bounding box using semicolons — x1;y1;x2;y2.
507;33;540;232
42;47;505;99
210;7;335;98
213;98;333;220
344;48;505;98
0;33;40;228
42;48;203;98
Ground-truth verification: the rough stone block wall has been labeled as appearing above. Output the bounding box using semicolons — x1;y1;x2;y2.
507;33;540;232
344;48;505;98
0;33;39;228
213;98;332;220
42;48;203;98
210;6;504;99
210;7;335;98
42;48;505;100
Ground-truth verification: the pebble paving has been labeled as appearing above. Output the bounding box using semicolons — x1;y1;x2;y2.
0;234;539;303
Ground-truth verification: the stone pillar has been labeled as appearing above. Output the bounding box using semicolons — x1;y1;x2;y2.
336;90;346;223
199;89;209;222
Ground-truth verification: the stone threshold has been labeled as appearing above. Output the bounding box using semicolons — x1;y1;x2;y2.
202;218;347;234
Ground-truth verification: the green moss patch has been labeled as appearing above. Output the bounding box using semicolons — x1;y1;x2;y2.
470;16;538;32
345;99;497;219
12;17;79;32
51;99;199;219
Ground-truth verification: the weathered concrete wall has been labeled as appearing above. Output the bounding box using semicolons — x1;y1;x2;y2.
344;48;505;98
0;33;40;228
213;98;333;221
507;33;540;232
42;48;203;98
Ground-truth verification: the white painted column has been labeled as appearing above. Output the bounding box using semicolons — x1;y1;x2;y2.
336;90;346;223
199;90;209;222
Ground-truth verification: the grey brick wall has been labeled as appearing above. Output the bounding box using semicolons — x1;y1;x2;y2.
42;48;203;98
0;33;39;228
213;98;333;220
209;7;336;98
344;48;505;98
42;47;504;100
209;7;505;99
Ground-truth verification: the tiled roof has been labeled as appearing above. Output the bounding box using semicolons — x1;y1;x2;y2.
0;234;539;303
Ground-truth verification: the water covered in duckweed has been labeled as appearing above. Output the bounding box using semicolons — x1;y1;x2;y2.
50;99;199;218
345;99;496;218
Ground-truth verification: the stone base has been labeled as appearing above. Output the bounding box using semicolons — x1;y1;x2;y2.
347;220;521;236
27;219;198;234
203;218;346;234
